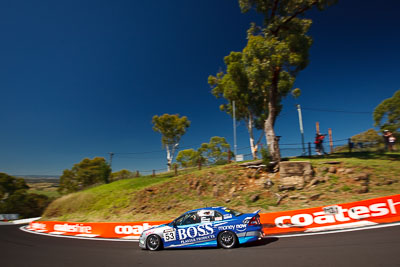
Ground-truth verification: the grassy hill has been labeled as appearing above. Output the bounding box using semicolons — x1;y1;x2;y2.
41;152;400;222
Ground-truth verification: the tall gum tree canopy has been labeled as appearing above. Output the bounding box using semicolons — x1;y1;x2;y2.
236;0;336;162
373;90;400;133
152;114;190;171
209;51;265;160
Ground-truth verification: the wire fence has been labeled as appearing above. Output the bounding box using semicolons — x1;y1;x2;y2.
111;137;386;179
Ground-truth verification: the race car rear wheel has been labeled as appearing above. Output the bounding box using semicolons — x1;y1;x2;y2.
146;234;162;251
218;231;238;249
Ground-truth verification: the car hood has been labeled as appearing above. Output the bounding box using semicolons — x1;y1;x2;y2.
141;224;170;235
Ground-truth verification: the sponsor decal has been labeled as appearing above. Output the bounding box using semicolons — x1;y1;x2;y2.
235;224;247;232
218;225;235;231
114;223;158;235
179;234;216;244
177;223;214;243
323;205;339;215
275;198;400;228
223;214;232;219
31;222;47;230
198;210;214;216
217;224;247;232
53;223;92;233
201;217;211;223
163;228;177;241
145;230;155;236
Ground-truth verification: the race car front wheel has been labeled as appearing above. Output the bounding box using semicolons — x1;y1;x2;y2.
218;231;238;249
146;234;162;251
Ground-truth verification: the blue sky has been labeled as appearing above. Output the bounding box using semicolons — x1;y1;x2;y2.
1;0;399;176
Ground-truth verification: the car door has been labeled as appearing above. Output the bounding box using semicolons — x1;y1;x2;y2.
159;214;188;248
175;210;217;245
175;212;200;243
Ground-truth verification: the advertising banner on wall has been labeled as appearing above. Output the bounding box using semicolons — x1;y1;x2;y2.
28;194;400;239
259;194;400;235
28;220;171;239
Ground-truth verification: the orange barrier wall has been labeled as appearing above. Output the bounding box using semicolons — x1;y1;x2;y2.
28;220;171;239
28;194;400;239
259;194;400;235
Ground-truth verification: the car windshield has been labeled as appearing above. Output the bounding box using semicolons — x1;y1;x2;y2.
171;212;199;226
171;214;185;226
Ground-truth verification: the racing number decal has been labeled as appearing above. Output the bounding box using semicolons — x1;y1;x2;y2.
163;229;176;242
323;205;339;215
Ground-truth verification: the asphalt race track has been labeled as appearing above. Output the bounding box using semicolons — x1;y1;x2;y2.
1;225;399;267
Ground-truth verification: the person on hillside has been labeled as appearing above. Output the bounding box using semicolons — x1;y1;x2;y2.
315;133;327;155
383;130;391;151
388;134;396;152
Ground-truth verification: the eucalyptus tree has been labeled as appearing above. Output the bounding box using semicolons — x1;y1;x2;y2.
176;149;201;168
237;0;337;162
198;136;231;165
152;114;191;171
373;90;400;133
209;52;265;159
58;157;111;194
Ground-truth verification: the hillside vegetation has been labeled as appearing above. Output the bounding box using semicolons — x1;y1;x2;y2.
42;152;400;222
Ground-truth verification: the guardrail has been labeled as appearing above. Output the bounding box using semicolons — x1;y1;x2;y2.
0;214;19;221
27;195;400;239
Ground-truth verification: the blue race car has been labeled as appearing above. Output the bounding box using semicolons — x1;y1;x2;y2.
139;207;263;250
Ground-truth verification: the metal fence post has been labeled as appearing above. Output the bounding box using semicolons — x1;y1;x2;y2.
308;142;312;158
328;128;333;154
348;138;352;153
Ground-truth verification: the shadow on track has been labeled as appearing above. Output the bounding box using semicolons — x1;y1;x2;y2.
240;237;279;248
159;237;279;251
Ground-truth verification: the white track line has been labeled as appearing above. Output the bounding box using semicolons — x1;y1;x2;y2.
20;222;400;242
272;221;400;238
20;226;138;242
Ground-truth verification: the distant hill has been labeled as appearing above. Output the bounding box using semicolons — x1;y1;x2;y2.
15;175;60;179
15;175;60;184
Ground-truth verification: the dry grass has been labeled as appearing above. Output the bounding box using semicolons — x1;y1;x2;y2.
41;152;400;222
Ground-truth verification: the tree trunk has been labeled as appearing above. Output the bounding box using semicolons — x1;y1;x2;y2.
166;143;178;171
246;115;258;159
166;146;172;171
264;68;281;162
264;114;281;162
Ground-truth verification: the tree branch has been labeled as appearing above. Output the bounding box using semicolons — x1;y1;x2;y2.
270;0;280;21
256;130;265;146
271;0;318;35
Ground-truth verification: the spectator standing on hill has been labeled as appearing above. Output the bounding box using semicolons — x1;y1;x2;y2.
388;134;396;151
315;133;327;155
383;130;391;151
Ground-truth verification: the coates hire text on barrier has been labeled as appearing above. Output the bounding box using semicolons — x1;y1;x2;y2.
28;195;400;239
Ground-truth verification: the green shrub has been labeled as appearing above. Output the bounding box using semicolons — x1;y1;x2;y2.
341;185;352;192
261;147;271;165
